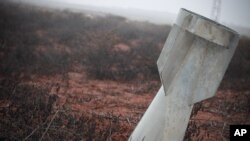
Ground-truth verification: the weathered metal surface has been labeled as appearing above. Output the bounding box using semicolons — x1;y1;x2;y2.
175;9;237;47
158;8;239;104
129;8;239;141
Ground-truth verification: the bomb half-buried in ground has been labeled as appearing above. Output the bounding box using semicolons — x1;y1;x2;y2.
129;8;239;141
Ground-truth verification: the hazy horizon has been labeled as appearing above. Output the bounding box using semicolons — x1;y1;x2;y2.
8;0;250;36
11;0;250;27
23;0;250;28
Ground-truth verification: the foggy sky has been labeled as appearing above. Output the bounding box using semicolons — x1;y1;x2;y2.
17;0;250;28
59;0;250;28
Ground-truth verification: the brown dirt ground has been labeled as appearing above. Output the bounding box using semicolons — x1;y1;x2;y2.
1;70;248;141
12;71;159;140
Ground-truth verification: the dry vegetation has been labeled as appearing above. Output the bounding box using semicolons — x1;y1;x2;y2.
0;1;249;141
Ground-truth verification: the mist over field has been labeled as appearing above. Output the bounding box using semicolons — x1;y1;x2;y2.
12;0;250;36
0;1;249;141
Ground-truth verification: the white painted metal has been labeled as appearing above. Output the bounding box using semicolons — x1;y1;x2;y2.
129;9;239;141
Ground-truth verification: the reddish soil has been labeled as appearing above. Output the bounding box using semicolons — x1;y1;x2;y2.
2;70;248;141
185;89;250;141
24;72;157;115
0;2;249;140
9;71;159;140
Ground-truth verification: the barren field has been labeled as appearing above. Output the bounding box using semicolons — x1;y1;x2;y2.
0;1;250;141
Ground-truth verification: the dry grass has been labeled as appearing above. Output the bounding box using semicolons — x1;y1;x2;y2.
0;1;249;141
